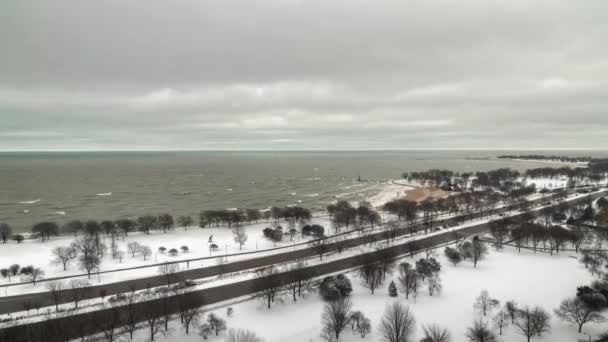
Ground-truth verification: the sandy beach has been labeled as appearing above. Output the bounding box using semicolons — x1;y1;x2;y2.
368;179;449;207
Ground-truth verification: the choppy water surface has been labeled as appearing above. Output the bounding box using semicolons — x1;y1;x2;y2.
1;150;606;232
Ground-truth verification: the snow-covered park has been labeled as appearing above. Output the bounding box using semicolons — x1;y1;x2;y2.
0;217;331;295
127;246;601;342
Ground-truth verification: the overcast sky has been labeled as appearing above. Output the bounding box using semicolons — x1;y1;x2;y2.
1;0;607;151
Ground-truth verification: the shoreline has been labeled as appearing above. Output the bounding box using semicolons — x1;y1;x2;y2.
499;157;589;167
368;179;449;206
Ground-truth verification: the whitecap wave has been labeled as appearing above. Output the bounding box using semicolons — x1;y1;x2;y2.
306;193;319;197
226;188;233;191
23;209;30;213
289;192;297;196
54;211;67;215
334;192;352;198
96;192;112;196
19;199;40;204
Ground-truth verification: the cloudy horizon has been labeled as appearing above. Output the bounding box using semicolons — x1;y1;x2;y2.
1;1;608;151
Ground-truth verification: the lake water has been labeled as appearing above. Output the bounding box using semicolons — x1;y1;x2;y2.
1;150;606;232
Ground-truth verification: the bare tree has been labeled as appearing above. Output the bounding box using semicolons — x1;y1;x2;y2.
233;226;248;250
492;311;509;335
386;222;400;242
379;302;416;342
226;328;265;342
178;297;201;335
334;235;348;254
158;262;180;286
489;221;509;249
27;267;44;285
117;250;125;263
97;303;125;342
398;262;419;300
321;297;353;341
78;253;100;279
310;239;331;260
123;291;139;339
160;290;172;331
359;257;383;294
127;242;141;258
68;279;90;309
253;266;281;309
554;297;605;333
141;245;152;260
426;273;442;296
465;319;497;342
377;248;397;280
178;215;193;230
285;261;313;301
421;324;451;342
45;281;63;310
531;307;551;338
207;313;227;336
515;306;550;342
474;290;500;316
505;300;518;323
142;294;164;341
51;246;77;270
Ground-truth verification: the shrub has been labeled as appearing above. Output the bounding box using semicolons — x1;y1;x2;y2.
12;235;24;243
168;248;179;256
262;227;274;237
9;264;20;275
158;246;167;253
181;245;189;253
358;317;371;337
199;323;212;340
319;274;353;301
302;224;324;236
444;247;462;266
311;224;324;237
210;243;219;250
302;225;313;235
20;265;34;275
227;307;233;316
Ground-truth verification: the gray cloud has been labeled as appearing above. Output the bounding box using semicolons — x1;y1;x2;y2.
1;0;608;150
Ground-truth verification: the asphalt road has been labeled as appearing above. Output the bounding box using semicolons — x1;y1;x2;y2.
1;189;606;342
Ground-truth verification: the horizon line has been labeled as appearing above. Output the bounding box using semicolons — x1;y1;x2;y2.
1;147;607;153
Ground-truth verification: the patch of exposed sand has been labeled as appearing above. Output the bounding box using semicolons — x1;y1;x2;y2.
402;186;450;202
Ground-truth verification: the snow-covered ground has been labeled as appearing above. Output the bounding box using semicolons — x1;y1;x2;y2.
524;176;570;189
0;218;331;295
1;182;603;297
129;246;601;342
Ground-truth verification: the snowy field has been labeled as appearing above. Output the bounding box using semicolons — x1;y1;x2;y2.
131;246;600;342
0;218;330;295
